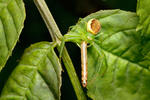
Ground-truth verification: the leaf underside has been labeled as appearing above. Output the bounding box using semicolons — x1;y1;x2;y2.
65;9;150;100
0;0;25;71
0;42;62;100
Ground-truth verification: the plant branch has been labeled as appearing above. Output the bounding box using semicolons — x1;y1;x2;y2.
33;0;62;42
33;0;86;100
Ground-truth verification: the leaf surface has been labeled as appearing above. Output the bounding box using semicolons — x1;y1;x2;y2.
0;42;62;100
65;9;150;100
136;0;150;38
0;0;25;71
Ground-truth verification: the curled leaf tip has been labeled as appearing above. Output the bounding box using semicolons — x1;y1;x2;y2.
87;19;101;35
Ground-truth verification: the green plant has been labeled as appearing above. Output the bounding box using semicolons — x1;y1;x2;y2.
0;0;150;100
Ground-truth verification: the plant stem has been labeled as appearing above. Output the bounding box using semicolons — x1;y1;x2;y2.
33;0;86;100
33;0;61;42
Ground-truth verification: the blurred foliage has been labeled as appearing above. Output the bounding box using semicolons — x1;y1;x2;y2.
0;0;137;99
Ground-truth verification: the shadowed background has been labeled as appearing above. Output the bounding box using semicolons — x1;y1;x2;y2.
0;0;136;99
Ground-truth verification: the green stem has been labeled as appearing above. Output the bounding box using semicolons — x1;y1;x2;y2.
33;0;62;42
33;0;86;100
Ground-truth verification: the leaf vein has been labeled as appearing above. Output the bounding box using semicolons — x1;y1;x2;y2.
7;7;18;33
101;28;136;43
0;18;9;50
37;70;57;99
94;42;148;71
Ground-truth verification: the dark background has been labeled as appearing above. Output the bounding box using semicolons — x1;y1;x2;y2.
0;0;136;99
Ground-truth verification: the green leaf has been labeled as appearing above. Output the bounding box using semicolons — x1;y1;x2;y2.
136;0;150;38
0;42;62;100
0;0;26;71
64;9;150;100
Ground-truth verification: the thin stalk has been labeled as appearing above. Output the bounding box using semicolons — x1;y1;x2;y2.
33;0;86;100
33;0;62;42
